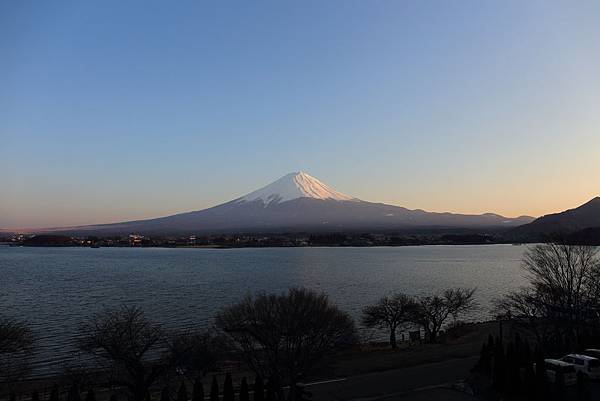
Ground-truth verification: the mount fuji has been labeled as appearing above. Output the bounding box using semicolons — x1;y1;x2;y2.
47;171;534;235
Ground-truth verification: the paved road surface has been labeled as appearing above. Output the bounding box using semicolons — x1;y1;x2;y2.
308;356;478;401
385;388;476;401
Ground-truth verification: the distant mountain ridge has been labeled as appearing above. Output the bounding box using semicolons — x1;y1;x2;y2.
509;197;600;240
30;172;534;235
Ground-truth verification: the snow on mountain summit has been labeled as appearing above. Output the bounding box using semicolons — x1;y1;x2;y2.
238;171;357;204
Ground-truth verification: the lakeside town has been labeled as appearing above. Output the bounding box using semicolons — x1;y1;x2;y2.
1;232;509;248
4;227;600;249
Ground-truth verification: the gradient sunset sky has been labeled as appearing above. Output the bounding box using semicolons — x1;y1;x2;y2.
1;1;599;228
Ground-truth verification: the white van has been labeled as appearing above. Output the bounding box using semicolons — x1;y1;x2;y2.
564;353;600;379
534;359;577;386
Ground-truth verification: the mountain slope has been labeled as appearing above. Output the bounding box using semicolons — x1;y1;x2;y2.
508;197;600;240
43;172;535;235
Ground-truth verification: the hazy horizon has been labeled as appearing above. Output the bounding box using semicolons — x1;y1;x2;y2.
2;1;600;228
2;169;598;230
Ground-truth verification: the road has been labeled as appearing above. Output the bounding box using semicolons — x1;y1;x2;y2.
307;356;478;401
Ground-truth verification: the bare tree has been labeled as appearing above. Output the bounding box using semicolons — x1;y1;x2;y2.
216;287;356;400
79;305;187;401
0;317;34;393
362;293;416;348
495;242;600;347
411;288;476;343
169;330;227;379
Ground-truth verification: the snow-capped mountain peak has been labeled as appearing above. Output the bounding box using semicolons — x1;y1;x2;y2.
238;171;357;204
34;171;535;235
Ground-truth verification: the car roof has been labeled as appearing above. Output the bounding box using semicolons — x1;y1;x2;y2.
564;354;598;361
584;349;600;353
545;359;574;366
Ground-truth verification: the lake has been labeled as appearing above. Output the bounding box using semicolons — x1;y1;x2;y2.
0;244;530;376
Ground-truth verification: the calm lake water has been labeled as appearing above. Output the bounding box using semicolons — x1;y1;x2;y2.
0;244;530;376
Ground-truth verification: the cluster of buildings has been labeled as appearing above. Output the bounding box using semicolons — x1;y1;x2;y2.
1;231;500;248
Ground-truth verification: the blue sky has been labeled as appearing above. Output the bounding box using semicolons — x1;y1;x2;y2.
1;1;599;227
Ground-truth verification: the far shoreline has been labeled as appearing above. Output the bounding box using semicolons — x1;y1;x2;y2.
2;242;531;249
